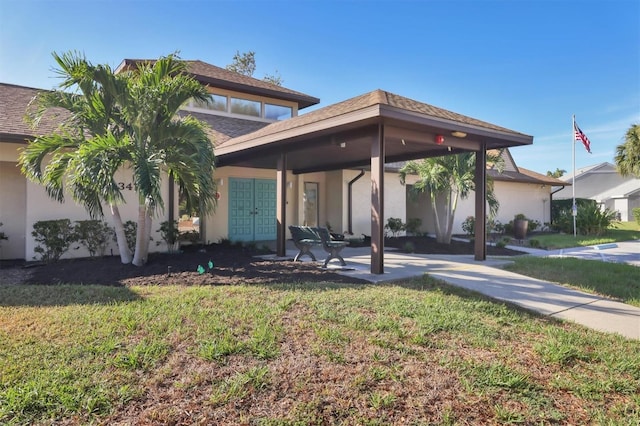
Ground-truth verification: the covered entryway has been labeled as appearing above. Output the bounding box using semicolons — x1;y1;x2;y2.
216;90;533;274
228;178;277;241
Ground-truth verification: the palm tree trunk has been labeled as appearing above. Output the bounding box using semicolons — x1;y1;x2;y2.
444;191;459;244
430;192;444;243
111;204;132;264
132;204;148;266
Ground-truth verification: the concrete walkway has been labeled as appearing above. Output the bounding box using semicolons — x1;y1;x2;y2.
265;243;640;340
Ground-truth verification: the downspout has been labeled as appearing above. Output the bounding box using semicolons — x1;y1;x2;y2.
348;169;366;234
550;185;566;225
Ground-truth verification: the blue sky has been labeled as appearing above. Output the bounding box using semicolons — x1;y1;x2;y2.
1;0;638;175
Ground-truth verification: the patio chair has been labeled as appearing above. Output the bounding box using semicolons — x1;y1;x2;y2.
288;225;322;262
315;227;349;267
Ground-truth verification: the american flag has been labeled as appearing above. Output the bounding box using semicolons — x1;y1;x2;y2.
574;122;592;154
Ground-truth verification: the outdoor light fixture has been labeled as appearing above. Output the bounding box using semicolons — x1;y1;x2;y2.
451;131;467;138
339;142;347;148
217;178;224;186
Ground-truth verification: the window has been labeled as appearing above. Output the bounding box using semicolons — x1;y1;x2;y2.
303;182;319;227
265;103;292;121
184;93;293;122
209;94;227;111
192;94;227;112
230;97;260;117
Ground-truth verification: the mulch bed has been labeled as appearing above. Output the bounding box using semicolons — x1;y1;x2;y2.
3;236;526;286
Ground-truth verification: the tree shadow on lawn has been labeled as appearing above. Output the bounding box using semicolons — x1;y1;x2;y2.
0;283;142;307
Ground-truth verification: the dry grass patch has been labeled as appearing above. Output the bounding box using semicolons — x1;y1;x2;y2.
1;280;639;425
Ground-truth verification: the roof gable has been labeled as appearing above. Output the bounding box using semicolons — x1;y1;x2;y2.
219;89;532;151
116;59;320;109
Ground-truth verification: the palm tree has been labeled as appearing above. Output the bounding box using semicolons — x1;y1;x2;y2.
399;151;503;244
615;124;640;178
19;52;217;265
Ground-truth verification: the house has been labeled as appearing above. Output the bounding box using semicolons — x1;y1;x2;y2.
1;58;555;272
553;162;640;221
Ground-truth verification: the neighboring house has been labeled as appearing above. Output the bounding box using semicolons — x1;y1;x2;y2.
1;58;549;267
553;162;640;221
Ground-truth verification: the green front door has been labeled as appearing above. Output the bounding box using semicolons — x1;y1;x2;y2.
228;178;277;242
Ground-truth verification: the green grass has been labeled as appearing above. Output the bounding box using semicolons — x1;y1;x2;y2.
529;221;640;249
504;257;640;307
1;281;639;425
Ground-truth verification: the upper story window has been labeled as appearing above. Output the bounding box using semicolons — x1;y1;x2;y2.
230;97;261;117
265;103;292;121
184;93;294;122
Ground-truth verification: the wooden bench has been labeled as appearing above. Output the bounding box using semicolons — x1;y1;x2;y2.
289;226;349;267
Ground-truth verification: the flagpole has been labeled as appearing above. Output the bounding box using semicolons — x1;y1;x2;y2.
572;114;577;237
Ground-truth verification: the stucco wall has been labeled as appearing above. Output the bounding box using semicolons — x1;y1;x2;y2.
0;161;26;259
22;167;173;261
411;180;551;236
349;170;408;237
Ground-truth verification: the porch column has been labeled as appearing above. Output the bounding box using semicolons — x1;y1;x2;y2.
276;152;287;257
474;144;487;261
371;123;385;274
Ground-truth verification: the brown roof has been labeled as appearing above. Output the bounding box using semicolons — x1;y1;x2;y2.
116;59;320;109
0;83;69;142
218;89;532;152
490;167;570;186
178;110;270;146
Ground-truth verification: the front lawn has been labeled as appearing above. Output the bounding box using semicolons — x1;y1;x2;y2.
1;280;638;425
527;221;639;249
504;257;640;307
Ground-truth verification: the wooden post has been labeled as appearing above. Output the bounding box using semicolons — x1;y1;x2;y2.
276;152;287;257
474;144;487;261
371;123;385;274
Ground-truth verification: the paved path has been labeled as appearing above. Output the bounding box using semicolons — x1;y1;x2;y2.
268;244;640;340
506;239;640;267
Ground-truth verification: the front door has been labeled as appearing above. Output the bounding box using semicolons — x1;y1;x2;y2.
228;178;277;242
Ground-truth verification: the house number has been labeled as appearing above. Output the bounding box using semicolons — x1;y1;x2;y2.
117;182;135;191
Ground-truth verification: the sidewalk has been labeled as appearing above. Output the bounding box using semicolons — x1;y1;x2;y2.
265;244;640;340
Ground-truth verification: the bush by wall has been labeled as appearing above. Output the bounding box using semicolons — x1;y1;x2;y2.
32;219;76;262
75;220;113;258
633;207;640;225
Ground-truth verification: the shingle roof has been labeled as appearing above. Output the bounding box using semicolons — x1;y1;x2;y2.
116;59;320;109
491;167;570;186
219;89;531;150
0;83;68;142
178;110;270;146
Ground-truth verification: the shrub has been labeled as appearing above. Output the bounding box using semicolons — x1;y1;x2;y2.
462;216;475;236
551;200;617;236
402;241;415;253
122;221;137;253
384;217;405;238
32;219;76;262
0;222;7;247
157;220;180;252
495;238;508;248
633;207;640;225
75;220;113;257
179;230;200;244
405;218;422;235
218;237;231;246
528;239;541;248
